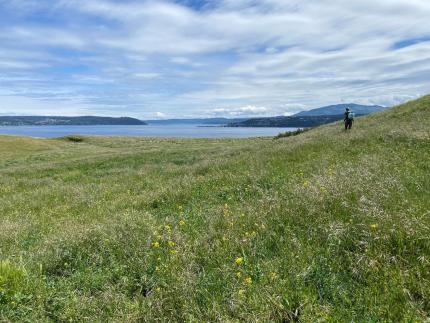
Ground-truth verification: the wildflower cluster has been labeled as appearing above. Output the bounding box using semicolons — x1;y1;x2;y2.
233;256;256;297
149;220;183;296
177;205;188;228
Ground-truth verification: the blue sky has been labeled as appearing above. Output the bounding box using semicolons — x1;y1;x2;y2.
1;0;430;118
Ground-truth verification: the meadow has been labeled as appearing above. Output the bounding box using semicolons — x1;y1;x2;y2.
0;95;429;322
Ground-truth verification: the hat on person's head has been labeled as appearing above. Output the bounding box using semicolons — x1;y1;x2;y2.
346;107;350;111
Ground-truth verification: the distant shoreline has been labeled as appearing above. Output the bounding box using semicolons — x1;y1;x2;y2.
0;116;146;126
0;124;147;127
0;124;295;139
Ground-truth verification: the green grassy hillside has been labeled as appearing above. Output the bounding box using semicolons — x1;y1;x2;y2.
1;95;429;322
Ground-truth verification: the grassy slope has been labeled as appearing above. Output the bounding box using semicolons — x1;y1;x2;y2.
0;96;429;322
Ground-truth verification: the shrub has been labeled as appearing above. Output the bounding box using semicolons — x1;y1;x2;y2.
63;135;85;143
274;127;311;139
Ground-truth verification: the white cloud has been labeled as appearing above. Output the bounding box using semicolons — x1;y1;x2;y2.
0;95;92;116
211;105;269;117
0;0;430;117
170;57;191;64
133;73;161;79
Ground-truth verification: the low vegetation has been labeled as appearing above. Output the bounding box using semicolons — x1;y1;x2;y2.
274;128;311;140
62;135;85;143
0;96;429;321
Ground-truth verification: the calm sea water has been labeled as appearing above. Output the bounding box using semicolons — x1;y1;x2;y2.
0;125;297;138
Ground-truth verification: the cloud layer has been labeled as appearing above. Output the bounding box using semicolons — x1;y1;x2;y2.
1;0;429;118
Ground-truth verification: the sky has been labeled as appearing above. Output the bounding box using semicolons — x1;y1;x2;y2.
0;0;430;119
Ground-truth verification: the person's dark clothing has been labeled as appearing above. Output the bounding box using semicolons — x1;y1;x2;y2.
345;119;353;130
344;111;353;130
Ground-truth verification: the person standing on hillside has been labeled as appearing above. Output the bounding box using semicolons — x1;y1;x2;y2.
344;107;354;130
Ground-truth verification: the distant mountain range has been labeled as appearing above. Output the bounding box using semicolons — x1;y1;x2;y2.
228;103;389;128
295;103;386;116
0;116;146;126
227;115;346;128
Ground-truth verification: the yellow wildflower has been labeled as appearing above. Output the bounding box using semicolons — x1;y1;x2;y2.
238;289;245;296
303;181;309;188
370;224;378;229
165;225;171;232
155;266;160;272
152;241;160;248
236;272;242;278
168;241;175;248
179;220;186;226
320;186;327;192
155;287;161;293
245;277;252;285
235;257;243;265
270;272;278;280
170;249;178;255
223;205;229;217
178;205;183;210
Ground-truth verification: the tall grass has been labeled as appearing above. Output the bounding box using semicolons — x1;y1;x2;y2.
0;95;429;321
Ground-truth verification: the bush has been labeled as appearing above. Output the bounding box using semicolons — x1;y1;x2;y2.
63;135;85;143
274;128;311;139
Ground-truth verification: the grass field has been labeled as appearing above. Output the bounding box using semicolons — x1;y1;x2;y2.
1;96;429;322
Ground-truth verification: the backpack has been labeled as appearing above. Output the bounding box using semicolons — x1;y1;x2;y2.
348;112;355;120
